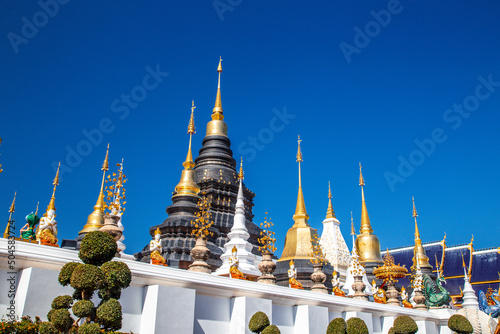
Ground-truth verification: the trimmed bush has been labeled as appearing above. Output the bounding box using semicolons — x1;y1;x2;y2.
78;322;101;334
50;309;73;332
101;261;132;290
393;315;418;334
58;262;80;286
51;295;73;310
448;314;473;334
388;327;396;334
327;317;347;334
96;298;122;331
70;264;103;298
39;321;58;334
262;324;281;334
249;311;270;333
73;300;95;318
79;231;117;266
346;317;368;334
47;309;55;322
98;287;122;301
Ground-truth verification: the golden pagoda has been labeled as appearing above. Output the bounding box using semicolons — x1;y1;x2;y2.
206;57;228;137
79;144;110;235
355;163;383;267
278;136;318;262
172;101;201;199
411;197;432;271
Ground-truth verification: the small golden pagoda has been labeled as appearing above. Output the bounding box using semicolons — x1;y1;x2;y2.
411;197;433;272
355;163;383;268
278;136;318;262
172;101;201;199
79;144;110;235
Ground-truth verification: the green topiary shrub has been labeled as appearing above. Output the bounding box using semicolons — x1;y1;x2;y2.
51;295;74;310
248;311;270;333
96;298;122;331
77;322;101;334
327;317;347;334
72;300;95;318
388;327;396;334
70;264;103;299
50;309;73;332
346;317;368;334
448;314;473;334
58;262;81;286
262;324;281;334
100;261;132;290
79;231;117;266
39;321;58;334
393;315;418;334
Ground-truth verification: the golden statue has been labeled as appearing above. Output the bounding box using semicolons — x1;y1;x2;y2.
331;271;346;297
372;279;387;304
229;246;246;280
288;260;303;289
150;228;167;266
401;287;413;308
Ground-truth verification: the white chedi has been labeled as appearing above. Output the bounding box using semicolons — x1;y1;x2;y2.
342;231;373;296
214;171;260;278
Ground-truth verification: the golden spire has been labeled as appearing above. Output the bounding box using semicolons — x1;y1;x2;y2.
293;135;309;222
80;144;109;234
350;212;355;235
212;56;223;120
325;181;336;219
412;197;432;270
173;103;200;198
35;202;39;216
46;162;60;215
359;163;372;234
238;157;244;180
3;192;16;238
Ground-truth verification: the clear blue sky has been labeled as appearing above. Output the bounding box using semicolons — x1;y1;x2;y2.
1;1;499;256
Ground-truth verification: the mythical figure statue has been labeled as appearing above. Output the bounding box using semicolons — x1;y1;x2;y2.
38;209;58;245
229;246;246;280
150;228;167;265
332;271;346;296
401;287;413;308
288;260;303;289
372;279;386;304
20;213;39;241
478;290;500;318
422;272;451;308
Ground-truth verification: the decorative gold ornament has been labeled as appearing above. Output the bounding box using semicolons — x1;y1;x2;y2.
325;181;336;219
309;233;328;265
258;212;277;254
373;250;408;283
190;193;214;238
238;157;244;180
104;159;127;215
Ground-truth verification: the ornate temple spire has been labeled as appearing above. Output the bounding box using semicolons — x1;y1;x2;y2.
325;181;336;219
355;163;383;267
461;254;479;309
412;197;432;270
293;135;309;223
359;163;372;234
206;57;228;137
350;211;356;246
238;157;244;180
3;192;16;238
174;101;201;198
46;162;60;215
80;144;109;234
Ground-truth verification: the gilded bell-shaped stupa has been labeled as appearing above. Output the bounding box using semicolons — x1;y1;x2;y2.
355;163;383;277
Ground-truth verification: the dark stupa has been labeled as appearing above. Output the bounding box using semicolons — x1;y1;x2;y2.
136;59;262;269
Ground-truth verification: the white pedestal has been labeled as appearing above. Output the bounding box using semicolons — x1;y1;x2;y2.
230;296;272;334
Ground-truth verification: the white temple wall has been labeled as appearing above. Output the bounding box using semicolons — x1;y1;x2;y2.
0;239;455;333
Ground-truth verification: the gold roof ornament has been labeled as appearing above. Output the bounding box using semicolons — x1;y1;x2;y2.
411;197;432;270
46;162;60;216
325;181;336;219
373;250;408;283
173;101;201;199
355;163;383;265
278;136;317;262
3;192;16;238
206;57;228;137
238;157;244;180
79;144;110;234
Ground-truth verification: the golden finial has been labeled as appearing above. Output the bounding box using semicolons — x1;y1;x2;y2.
359;162;365;186
462;253;466;268
35;202;39;216
3;192;16;238
412;196;420;239
434;253;440;270
325;181;336;219
293;135;308;221
212;57;224;120
188;100;196;135
232;245;237;253
155;227;161;235
238;157;244;180
102;143;110;172
290;259;295;266
350;211;355;235
46;162;60;214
